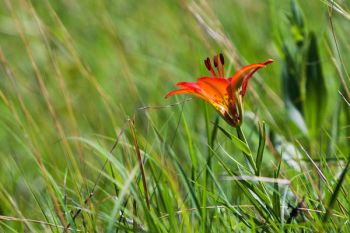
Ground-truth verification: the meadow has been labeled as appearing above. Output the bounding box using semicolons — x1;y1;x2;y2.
0;0;349;232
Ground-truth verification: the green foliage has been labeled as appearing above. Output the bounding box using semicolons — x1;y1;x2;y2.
0;0;349;232
323;155;350;223
280;0;329;140
255;122;266;176
304;32;327;137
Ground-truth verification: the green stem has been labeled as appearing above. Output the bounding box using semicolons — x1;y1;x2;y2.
236;125;257;174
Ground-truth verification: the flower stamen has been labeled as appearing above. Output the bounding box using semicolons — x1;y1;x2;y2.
204;57;217;77
220;53;225;78
213;55;221;78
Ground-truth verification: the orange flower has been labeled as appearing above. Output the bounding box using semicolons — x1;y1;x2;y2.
165;54;273;127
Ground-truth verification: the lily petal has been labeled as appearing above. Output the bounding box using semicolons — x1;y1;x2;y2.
197;77;229;102
197;77;229;95
165;88;197;98
231;59;273;96
240;59;273;96
165;81;208;101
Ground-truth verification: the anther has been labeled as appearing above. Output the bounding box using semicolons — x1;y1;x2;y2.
218;53;225;78
204;57;217;77
220;53;224;65
204;58;211;71
213;55;221;77
213;55;219;68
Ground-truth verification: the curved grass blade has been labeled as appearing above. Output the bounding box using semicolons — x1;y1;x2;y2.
216;124;251;157
323;156;350;222
256;122;266;176
273;161;282;221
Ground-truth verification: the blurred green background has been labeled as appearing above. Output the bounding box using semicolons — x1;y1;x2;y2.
0;0;349;231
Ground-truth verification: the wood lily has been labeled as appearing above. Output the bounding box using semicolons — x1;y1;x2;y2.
165;54;273;127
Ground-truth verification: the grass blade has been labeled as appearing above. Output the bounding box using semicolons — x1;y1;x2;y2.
256;122;266;176
323;156;350;222
216;124;251;157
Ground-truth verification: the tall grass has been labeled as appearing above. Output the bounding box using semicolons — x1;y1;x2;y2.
0;0;349;232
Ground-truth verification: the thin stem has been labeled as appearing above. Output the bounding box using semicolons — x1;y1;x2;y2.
129;119;150;210
236;125;257;174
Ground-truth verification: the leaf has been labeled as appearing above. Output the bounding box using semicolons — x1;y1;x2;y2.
255;122;266;176
304;32;327;137
272;161;282;220
281;44;307;134
282;44;302;112
216;124;251;156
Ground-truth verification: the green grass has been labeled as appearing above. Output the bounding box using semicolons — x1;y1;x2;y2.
0;0;349;232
